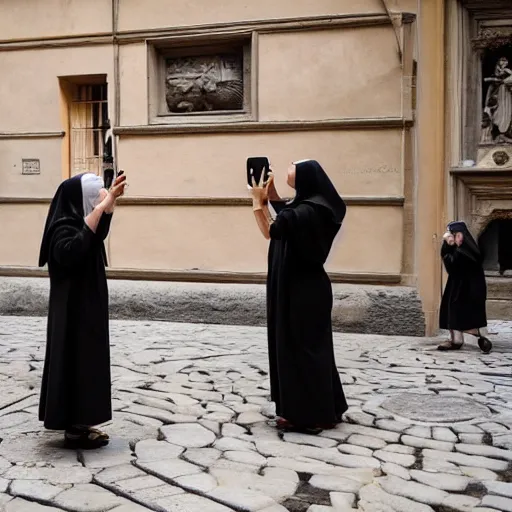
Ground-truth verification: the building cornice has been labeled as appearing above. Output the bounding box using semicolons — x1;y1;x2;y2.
0;12;416;51
0;196;405;207
115;118;413;136
0;131;64;140
0;265;402;286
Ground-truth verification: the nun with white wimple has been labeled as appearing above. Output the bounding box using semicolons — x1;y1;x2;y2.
38;172;126;448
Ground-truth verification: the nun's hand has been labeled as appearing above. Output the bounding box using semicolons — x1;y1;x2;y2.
110;174;127;198
443;231;455;246
102;175;127;212
248;171;270;208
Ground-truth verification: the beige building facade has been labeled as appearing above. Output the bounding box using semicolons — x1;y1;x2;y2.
0;0;510;335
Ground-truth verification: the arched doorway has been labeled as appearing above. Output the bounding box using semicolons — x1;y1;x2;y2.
479;219;512;275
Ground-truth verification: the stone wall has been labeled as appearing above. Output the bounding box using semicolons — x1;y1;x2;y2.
0;277;425;337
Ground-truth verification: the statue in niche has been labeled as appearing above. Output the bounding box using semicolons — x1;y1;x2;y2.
165;54;244;113
481;55;512;144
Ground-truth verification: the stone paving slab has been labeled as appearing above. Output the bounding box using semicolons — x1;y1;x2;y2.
0;317;512;512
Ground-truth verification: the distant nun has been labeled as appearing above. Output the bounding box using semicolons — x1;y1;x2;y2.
438;221;492;353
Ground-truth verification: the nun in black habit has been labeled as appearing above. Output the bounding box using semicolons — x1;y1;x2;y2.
250;159;348;434
438;221;492;354
38;172;126;448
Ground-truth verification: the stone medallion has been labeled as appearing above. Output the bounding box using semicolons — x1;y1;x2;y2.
380;393;491;423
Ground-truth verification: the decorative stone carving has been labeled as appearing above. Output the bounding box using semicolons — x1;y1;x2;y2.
477;146;512;169
480;55;512;145
165;54;244;114
493;150;510;165
472;27;512;51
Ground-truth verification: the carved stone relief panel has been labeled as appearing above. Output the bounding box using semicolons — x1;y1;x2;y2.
165;53;244;114
479;45;512;145
471;23;512;167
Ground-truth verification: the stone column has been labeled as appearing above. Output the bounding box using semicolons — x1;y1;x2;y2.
416;0;446;335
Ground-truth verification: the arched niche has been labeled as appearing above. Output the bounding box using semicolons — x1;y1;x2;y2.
478;214;512;274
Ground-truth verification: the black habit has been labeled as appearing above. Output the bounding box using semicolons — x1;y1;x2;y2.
439;221;487;332
268;160;348;426
38;175;112;430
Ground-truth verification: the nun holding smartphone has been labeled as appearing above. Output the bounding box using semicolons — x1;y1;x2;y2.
248;158;348;435
438;221;492;353
38;172;126;448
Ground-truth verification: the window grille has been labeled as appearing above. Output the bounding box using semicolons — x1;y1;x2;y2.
70;84;108;176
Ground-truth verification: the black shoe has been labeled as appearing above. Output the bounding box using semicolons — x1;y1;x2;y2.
64;426;109;449
437;339;464;351
478;337;492;354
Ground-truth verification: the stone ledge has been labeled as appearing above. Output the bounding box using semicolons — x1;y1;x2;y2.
0;277;425;337
487;299;512;321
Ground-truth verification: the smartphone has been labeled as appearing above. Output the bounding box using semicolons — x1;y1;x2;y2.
103;169;114;190
104;169;124;189
247;157;270;187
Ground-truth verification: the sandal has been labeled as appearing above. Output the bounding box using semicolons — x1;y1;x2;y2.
276;417;322;435
65;426;109;449
437;339;464;351
276;417;293;430
478;336;492;354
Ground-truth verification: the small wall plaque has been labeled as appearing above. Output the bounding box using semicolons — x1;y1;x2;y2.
22;159;40;175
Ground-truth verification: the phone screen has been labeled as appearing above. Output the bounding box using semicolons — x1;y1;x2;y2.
247;157;270;187
104;169;114;189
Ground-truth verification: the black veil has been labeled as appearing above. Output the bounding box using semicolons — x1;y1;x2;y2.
288;160;346;224
448;221;481;263
39;175;85;267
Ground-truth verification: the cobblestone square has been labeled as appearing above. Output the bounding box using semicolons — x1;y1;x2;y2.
1;316;512;511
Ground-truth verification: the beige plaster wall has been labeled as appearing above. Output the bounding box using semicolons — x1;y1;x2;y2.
0;1;410;281
0;204;47;266
258;28;403;121
119;27;404;126
389;0;418;13
0;46;114;133
117;130;403;198
335;206;402;273
0;0;112;41
109;205;402;273
119;43;148;127
0;0;417;42
0;201;402;273
0;139;62;198
117;0;382;32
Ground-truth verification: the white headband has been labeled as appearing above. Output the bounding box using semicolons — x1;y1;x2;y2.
81;173;104;217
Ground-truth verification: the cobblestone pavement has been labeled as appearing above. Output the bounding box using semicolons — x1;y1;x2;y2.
1;317;512;512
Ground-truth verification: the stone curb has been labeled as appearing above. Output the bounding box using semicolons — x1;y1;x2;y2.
0;277;425;336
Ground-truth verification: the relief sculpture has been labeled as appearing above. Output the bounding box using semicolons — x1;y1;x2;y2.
165;54;244;113
481;55;512;144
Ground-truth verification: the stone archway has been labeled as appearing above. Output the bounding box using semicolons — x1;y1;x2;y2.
478;216;512;274
473;208;512;237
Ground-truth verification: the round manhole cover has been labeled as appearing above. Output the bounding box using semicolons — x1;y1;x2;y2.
381;393;491;423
